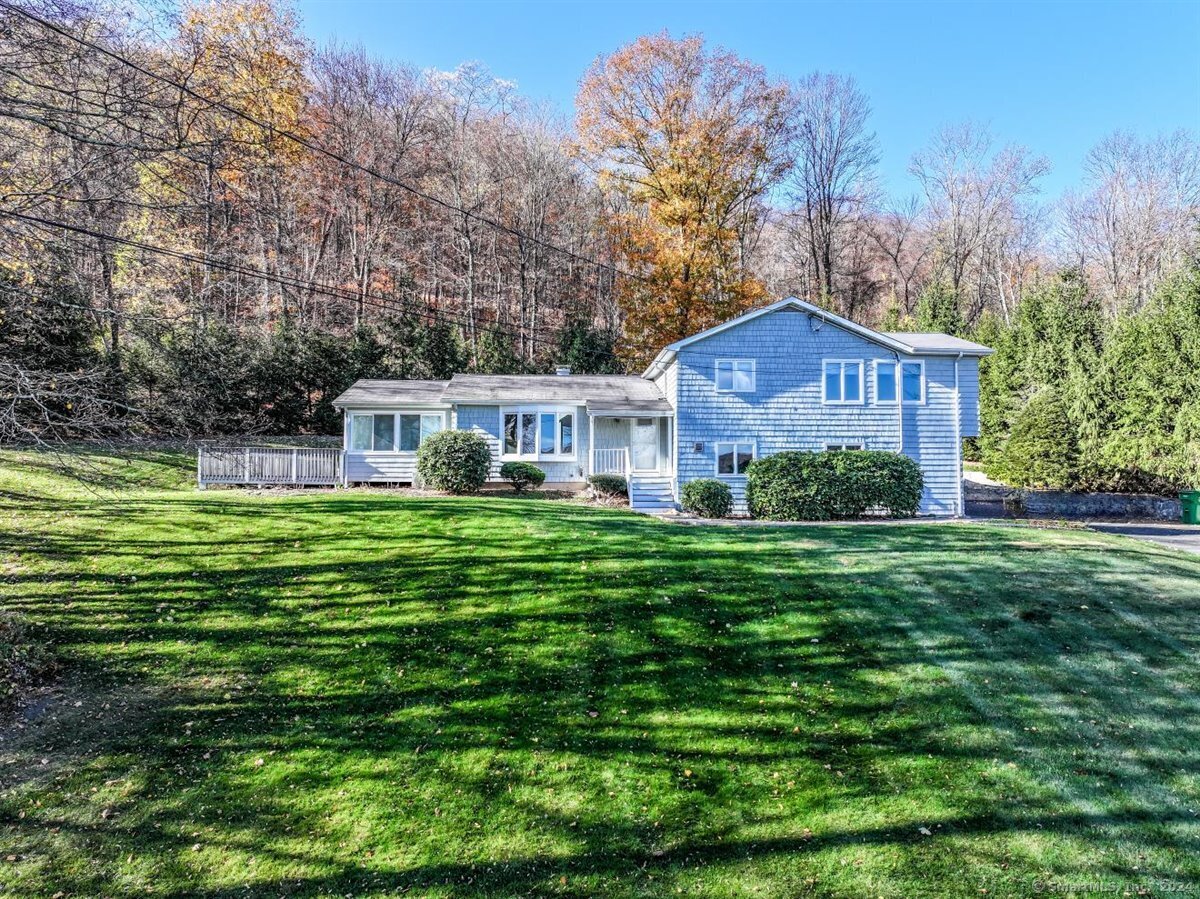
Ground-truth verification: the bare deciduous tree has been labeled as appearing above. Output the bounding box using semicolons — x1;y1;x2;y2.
784;72;878;315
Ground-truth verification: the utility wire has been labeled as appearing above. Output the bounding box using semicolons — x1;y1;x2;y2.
1;208;634;369
0;1;643;284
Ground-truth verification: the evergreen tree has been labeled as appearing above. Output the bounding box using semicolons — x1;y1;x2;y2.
554;320;625;374
914;279;962;335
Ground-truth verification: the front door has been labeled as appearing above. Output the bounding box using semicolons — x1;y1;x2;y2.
631;418;658;471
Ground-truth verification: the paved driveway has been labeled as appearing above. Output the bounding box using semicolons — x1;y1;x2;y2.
1088;522;1200;555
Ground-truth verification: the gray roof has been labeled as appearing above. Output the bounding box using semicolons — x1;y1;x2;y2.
441;374;664;405
586;397;674;416
883;333;994;355
332;379;449;408
332;374;667;409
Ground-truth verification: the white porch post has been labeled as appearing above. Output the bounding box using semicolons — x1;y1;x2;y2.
587;412;594;477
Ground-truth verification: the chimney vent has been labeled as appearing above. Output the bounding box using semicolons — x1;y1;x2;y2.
555;366;572;377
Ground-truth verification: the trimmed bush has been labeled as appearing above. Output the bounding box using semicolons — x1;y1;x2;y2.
416;430;491;494
499;461;545;493
680;478;733;518
587;473;628;496
746;450;923;520
987;388;1078;490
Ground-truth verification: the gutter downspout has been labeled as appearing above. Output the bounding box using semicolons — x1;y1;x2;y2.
954;352;964;517
894;351;904;454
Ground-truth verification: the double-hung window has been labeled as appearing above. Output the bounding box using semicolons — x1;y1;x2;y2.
875;360;925;404
715;442;754;476
823;360;864;404
715;360;755;393
502;407;575;459
350;412;442;452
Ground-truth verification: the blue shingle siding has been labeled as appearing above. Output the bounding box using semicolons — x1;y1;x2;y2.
671;307;977;515
455;404;590;483
959;362;980;437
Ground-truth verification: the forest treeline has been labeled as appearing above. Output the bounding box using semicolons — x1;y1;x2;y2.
1;1;1197;488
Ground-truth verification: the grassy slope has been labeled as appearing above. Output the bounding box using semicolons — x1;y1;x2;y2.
0;448;1198;898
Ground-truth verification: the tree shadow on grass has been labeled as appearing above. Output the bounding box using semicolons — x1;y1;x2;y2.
1;493;1199;896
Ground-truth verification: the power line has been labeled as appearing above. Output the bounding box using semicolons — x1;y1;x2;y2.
5;209;791;370
0;0;643;285
0;208;631;369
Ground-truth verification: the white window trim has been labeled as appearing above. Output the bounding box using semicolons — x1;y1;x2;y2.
874;360;899;405
500;406;578;461
346;409;448;453
825;442;865;451
714;359;756;393
822;359;865;405
713;441;756;478
901;359;927;405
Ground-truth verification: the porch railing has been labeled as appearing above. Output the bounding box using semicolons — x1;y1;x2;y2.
591;447;629;477
198;446;343;488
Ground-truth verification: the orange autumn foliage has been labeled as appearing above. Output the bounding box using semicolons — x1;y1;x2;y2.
576;33;793;368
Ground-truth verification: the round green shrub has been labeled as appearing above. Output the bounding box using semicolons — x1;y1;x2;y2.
416;430;491;494
499;461;545;493
746;450;923;520
987;388;1078;490
680;478;733;518
587;473;628;496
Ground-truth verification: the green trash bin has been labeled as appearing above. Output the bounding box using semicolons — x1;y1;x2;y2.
1182;491;1200;525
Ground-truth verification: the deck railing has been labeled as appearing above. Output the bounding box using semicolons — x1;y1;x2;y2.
591;447;629;477
197;446;343;488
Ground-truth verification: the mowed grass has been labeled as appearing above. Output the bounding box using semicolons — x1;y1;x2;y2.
1;449;1198;898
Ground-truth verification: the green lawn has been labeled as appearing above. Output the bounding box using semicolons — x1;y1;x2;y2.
1;449;1198;898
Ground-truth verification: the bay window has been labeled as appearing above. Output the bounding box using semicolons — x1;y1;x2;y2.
502;407;575;459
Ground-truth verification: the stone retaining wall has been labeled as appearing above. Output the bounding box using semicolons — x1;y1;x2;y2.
965;482;1182;521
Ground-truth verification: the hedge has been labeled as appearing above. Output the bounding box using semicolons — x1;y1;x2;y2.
587;474;627;496
499;461;546;492
745;450;923;520
416;430;491;494
680;478;733;518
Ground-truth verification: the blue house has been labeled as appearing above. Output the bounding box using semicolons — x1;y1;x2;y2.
331;298;993;515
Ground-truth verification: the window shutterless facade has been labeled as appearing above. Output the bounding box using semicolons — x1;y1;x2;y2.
901;360;925;403
875;360;925;405
350;412;444;452
501;407;576;460
715;359;755;393
822;360;864;404
714;442;754;476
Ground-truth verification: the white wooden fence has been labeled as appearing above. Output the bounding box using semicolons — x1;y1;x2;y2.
197;446;343;488
591;447;629;476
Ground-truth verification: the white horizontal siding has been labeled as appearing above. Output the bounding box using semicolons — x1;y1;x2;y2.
345;452;418;483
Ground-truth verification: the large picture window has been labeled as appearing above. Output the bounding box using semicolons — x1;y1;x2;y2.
350;412;442;452
502;407;575;459
823;360;864;404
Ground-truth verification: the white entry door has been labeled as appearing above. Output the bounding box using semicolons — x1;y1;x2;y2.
631;418;658;471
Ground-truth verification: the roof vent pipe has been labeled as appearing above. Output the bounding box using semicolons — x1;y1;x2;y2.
555;366;572;376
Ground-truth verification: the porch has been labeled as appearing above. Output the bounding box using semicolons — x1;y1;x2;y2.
586;407;676;512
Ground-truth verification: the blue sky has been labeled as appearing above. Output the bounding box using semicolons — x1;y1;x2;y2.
296;0;1200;200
